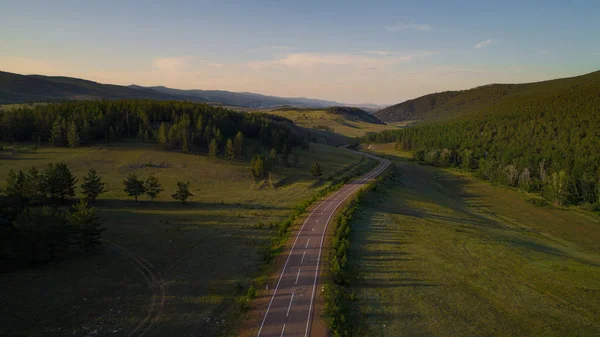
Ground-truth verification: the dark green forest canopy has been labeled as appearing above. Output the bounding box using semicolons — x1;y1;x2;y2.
374;70;600;123
364;79;600;205
0;100;302;152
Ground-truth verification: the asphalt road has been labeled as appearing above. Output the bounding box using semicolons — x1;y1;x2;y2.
256;153;390;337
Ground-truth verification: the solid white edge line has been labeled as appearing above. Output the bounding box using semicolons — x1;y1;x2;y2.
304;159;389;337
255;162;371;336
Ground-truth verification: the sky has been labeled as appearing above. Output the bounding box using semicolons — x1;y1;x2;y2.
1;0;599;105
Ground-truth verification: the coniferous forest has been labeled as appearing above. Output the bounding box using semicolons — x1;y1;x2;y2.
0;100;307;271
365;85;600;207
0;100;303;153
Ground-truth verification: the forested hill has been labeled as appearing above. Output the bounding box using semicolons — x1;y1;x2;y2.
324;106;385;124
143;85;342;109
364;70;600;207
374;70;600;123
0;100;303;155
0;71;344;108
0;71;187;104
272;106;385;125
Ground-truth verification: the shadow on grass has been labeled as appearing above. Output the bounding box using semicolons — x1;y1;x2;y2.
93;198;290;211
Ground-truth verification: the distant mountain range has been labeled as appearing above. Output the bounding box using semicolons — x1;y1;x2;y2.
135;85;342;109
0;71;386;110
374;70;600;123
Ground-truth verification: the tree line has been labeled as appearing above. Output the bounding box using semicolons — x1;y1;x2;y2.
0;100;305;155
0;164;104;271
0;161;199;271
364;99;600;207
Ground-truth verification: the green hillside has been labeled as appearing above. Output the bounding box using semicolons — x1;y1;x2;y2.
0;71;345;108
269;107;395;145
364;70;600;208
374;70;600;123
0;71;186;104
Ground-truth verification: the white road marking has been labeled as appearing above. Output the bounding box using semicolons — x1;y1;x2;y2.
256;153;389;337
311;227;314;231
287;292;295;317
255;193;332;337
305;239;310;248
301;251;305;264
295;268;301;285
304;159;389;337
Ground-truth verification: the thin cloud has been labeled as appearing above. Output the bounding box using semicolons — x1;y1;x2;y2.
153;57;190;70
249;51;438;70
386;23;432;32
365;50;391;56
474;38;493;49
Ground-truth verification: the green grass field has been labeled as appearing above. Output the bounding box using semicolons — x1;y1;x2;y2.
0;141;364;337
269;109;396;144
344;147;600;336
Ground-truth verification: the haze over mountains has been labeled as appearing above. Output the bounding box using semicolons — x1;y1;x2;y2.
1;71;388;110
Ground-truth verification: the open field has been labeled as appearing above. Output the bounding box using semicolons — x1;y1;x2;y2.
344;148;600;336
0;141;364;337
269;109;396;144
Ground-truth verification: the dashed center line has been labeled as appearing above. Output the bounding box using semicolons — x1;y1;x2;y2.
305;239;310;248
286;292;295;317
301;251;305;264
295;268;301;285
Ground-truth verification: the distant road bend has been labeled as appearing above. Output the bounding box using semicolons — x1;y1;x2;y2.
256;153;390;337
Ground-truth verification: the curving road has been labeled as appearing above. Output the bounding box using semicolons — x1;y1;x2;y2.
256;153;390;337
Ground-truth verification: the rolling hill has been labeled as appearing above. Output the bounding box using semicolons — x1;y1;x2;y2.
374;70;600;123
139;85;341;108
0;71;184;104
0;71;347;108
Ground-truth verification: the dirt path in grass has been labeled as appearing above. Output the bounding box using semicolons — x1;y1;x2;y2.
103;240;166;337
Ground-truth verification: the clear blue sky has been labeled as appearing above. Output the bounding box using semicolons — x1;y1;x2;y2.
1;0;599;104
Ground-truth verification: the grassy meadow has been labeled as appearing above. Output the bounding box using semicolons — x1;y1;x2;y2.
0;140;364;337
269;109;396;144
343;145;600;336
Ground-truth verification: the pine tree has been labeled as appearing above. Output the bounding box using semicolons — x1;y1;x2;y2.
547;171;569;206
209;138;218;160
234;131;244;158
67;120;80;149
69;200;105;252
4;169;26;201
269;148;278;167
50;118;65;146
81;169;105;203
311;162;323;178
40;163;77;204
14;207;69;261
225;138;235;160
171;181;193;204
144;175;163;200
157;122;168;150
123;173;145;203
251;154;266;179
24;167;44;204
181;114;191;153
195;117;204;145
